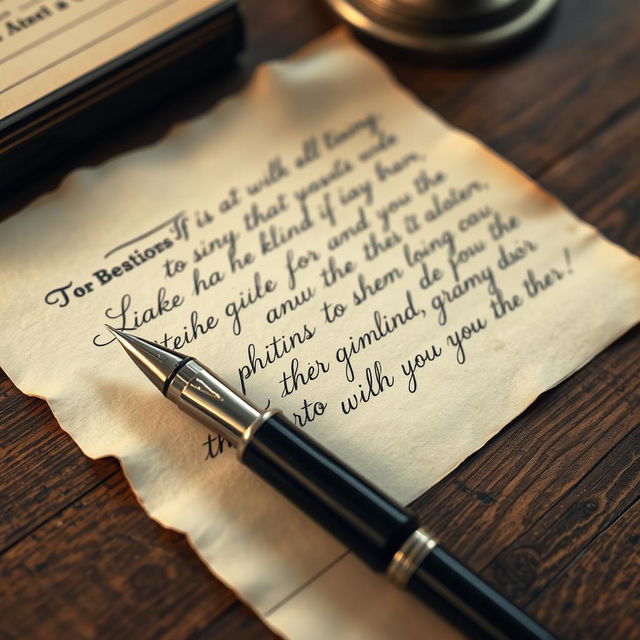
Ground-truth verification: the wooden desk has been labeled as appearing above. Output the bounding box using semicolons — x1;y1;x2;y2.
1;1;638;638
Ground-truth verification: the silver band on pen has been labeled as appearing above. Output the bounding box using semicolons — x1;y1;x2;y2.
237;408;282;460
386;528;438;587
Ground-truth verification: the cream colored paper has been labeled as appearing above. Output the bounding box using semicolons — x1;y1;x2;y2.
0;0;227;119
1;30;639;640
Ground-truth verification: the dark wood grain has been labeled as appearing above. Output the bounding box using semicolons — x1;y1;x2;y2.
0;474;239;640
0;0;638;638
485;424;639;606
0;370;119;553
528;499;640;640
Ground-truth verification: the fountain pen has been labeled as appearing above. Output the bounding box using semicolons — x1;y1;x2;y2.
107;326;555;640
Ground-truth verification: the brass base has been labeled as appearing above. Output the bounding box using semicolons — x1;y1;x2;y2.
326;0;558;56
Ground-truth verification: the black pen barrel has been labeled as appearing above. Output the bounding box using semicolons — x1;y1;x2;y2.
241;411;418;570
242;412;556;640
408;546;556;640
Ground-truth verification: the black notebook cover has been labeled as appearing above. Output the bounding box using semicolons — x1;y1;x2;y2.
0;0;243;193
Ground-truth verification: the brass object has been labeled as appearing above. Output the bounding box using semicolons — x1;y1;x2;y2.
326;0;558;56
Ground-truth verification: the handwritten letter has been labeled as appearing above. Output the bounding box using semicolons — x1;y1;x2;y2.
1;31;638;640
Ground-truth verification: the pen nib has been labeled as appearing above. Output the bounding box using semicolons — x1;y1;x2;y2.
106;325;188;395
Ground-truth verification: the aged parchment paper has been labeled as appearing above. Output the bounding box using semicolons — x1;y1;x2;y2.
0;0;227;119
1;30;639;639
